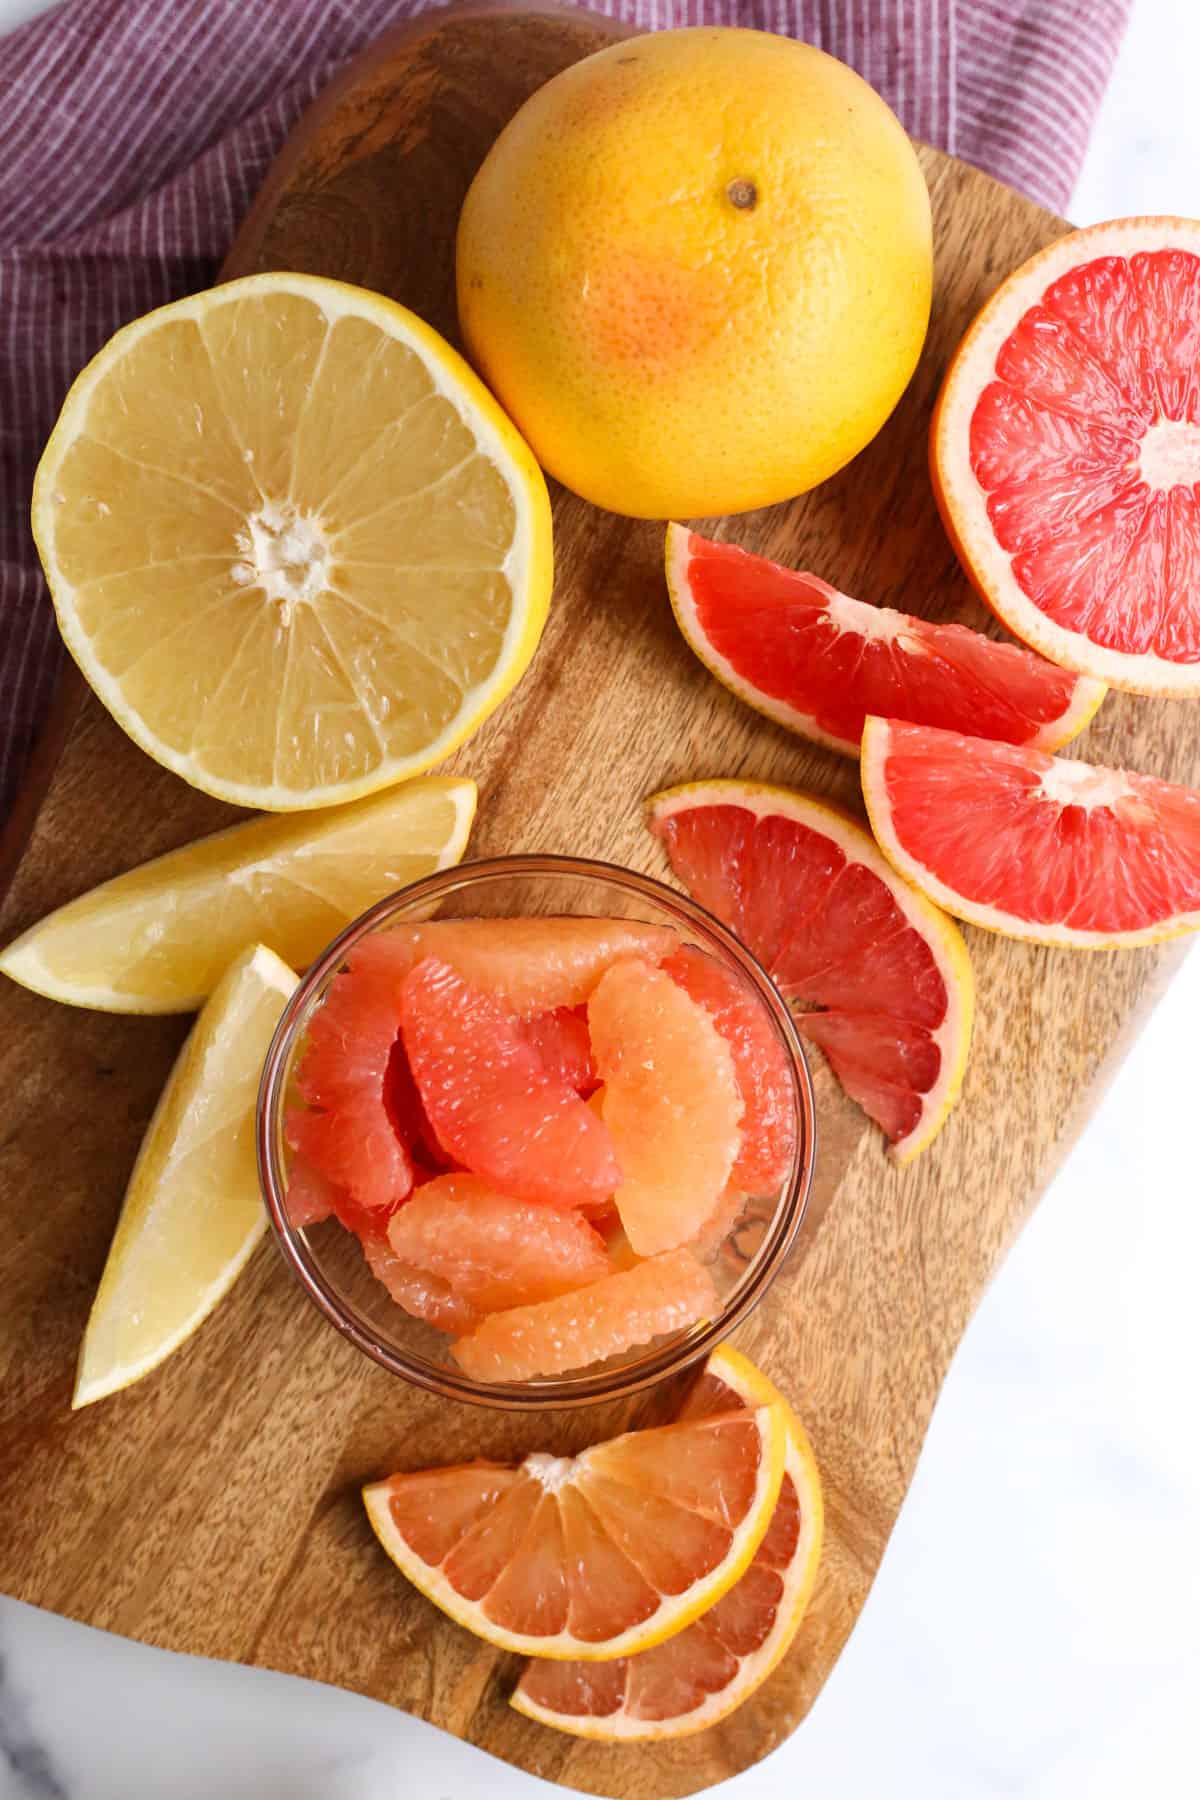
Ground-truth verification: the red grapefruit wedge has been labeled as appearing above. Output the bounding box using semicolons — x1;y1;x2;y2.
861;716;1200;946
933;217;1200;696
646;780;974;1161
667;525;1104;754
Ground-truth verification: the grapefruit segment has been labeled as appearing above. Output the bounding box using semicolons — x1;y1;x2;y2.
662;946;795;1191
932;217;1200;695
861;716;1200;946
666;524;1104;755
511;1342;823;1739
588;959;743;1255
399;957;619;1208
386;1173;613;1314
647;780;974;1162
363;1397;786;1658
451;1249;718;1383
360;1226;482;1335
521;1005;597;1093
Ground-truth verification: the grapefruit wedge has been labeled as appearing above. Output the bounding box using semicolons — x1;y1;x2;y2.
647;780;974;1161
512;1343;823;1740
362;1396;786;1658
933;217;1200;696
862;716;1200;947
667;525;1104;754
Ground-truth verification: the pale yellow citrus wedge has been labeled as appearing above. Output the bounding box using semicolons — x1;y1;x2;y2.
0;776;474;1014
73;944;297;1408
33;273;553;810
512;1343;823;1739
362;1400;786;1660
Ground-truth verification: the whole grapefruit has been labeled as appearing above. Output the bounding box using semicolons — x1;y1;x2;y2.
456;28;933;519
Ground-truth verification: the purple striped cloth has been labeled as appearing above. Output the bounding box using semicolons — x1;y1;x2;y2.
0;0;1131;823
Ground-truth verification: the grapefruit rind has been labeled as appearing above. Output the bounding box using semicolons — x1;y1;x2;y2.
931;215;1200;698
646;778;974;1163
665;523;1105;757
860;715;1200;949
510;1343;824;1740
362;1400;787;1661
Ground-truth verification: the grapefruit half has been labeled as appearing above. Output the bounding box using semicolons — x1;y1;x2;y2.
933;217;1200;696
666;525;1105;754
862;716;1200;947
646;780;974;1161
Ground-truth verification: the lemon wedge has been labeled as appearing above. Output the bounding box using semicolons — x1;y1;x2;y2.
73;944;297;1407
0;776;474;1013
33;273;552;810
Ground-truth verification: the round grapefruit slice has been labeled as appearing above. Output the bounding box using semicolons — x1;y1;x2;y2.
862;716;1200;946
666;524;1104;754
512;1343;823;1739
932;217;1200;696
646;780;974;1161
362;1394;786;1658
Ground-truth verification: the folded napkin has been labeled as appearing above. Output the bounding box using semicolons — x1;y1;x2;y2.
0;0;1132;823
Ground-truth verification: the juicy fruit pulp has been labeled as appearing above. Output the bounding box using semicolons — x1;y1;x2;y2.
589;959;743;1256
32;273;553;808
457;29;931;517
75;945;298;1408
934;221;1200;694
0;777;475;1014
648;781;974;1161
363;1400;786;1657
667;525;1105;756
862;716;1200;946
512;1343;824;1739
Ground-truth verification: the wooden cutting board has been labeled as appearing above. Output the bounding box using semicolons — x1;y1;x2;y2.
0;7;1191;1795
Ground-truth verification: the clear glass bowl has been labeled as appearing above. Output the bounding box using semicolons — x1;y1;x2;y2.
257;855;816;1411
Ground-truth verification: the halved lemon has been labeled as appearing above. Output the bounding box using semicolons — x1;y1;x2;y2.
0;776;475;1013
73;943;297;1408
512;1343;824;1739
33;273;553;810
362;1400;786;1660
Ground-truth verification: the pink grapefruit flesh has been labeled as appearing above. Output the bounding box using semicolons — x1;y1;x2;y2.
520;1005;597;1093
667;524;1104;754
862;715;1200;946
933;218;1200;695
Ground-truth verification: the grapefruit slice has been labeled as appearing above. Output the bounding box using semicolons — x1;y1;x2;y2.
363;1395;785;1657
667;524;1104;755
399;957;619;1207
360;1223;483;1335
862;716;1200;946
512;1343;823;1739
588;959;743;1255
647;780;974;1161
451;1249;718;1383
662;945;796;1192
932;217;1200;696
386;1173;613;1314
520;1005;596;1093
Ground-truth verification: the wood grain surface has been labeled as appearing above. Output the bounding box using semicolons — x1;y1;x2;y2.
0;8;1190;1797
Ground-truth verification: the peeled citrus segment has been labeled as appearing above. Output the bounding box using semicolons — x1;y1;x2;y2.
32;273;553;809
363;1397;785;1658
647;779;974;1162
862;716;1200;946
588;959;743;1255
282;1146;339;1228
347;916;676;1015
360;1225;482;1335
451;1249;717;1383
662;946;795;1192
932;218;1200;696
386;1173;612;1315
520;1005;597;1092
512;1343;823;1739
667;524;1104;755
400;957;619;1207
73;945;297;1408
0;778;475;1015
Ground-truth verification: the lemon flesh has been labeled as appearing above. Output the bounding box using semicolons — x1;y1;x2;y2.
73;944;298;1407
33;274;553;809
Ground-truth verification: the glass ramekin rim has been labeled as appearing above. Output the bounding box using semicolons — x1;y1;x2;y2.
257;852;817;1411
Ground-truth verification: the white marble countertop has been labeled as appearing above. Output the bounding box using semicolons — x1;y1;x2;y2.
3;2;1200;1797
